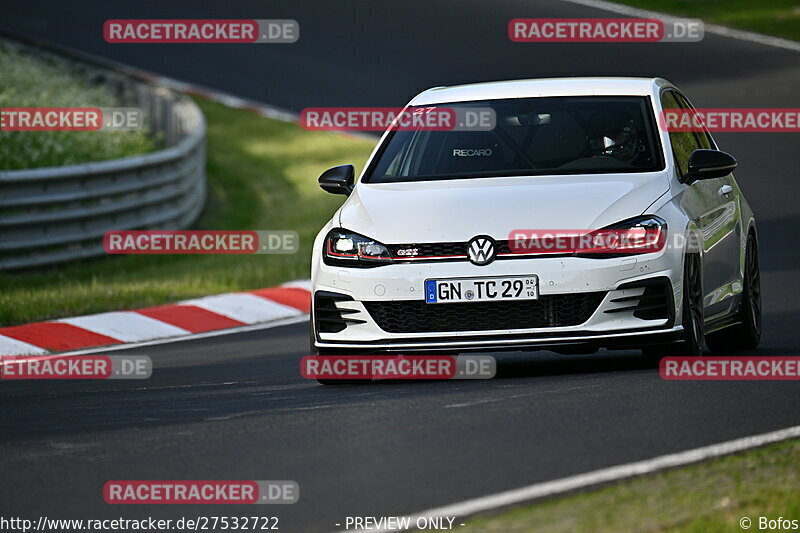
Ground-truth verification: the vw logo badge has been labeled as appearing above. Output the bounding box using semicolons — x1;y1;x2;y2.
467;235;496;266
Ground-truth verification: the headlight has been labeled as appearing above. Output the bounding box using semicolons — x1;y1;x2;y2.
323;229;392;267
574;215;667;257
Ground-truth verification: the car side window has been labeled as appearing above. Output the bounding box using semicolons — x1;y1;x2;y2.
672;92;716;150
661;91;702;178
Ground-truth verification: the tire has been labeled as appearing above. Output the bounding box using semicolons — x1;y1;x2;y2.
642;253;704;360
706;233;761;352
309;321;371;385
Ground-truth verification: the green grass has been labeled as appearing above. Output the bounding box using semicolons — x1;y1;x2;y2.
458;438;800;533
0;43;155;170
0;99;375;326
611;0;800;41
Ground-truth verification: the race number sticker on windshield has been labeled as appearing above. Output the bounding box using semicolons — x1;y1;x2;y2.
425;276;539;304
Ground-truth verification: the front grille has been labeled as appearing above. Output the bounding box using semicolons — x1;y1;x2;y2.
363;292;606;333
388;240;515;260
388;242;466;258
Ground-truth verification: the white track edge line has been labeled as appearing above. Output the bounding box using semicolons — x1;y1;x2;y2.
558;0;800;52
340;424;800;533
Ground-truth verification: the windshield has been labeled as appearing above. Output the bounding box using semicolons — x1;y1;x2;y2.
365;96;664;182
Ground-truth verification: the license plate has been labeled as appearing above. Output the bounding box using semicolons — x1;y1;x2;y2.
425;276;539;304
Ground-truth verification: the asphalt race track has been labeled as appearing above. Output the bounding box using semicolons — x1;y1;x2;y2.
2;1;800;531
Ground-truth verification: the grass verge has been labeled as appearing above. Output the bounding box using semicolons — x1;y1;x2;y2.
0;42;155;170
610;0;800;41
0;98;375;326
458;437;800;533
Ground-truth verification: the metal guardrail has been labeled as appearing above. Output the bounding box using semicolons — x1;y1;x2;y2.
0;39;206;270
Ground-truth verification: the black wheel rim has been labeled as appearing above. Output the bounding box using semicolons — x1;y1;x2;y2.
747;238;761;335
687;255;704;347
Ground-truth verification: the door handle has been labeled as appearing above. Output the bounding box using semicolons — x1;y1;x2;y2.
718;185;733;196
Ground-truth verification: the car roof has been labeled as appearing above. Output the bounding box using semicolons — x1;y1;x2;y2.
409;77;672;106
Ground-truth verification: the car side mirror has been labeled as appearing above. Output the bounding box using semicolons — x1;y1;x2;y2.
685;149;737;182
318;164;355;195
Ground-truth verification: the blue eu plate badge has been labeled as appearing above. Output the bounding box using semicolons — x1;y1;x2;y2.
425;280;437;303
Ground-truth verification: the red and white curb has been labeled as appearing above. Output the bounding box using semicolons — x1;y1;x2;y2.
0;280;311;357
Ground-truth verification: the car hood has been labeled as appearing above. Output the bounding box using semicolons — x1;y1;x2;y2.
338;173;669;243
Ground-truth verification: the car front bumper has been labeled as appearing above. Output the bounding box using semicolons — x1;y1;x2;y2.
311;250;684;353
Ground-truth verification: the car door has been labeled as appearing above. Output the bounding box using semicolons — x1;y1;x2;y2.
662;90;741;319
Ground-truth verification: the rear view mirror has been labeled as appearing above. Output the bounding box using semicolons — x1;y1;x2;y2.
686;149;737;182
318;164;355;195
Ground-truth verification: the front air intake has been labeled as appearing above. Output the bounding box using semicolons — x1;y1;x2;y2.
314;291;366;333
605;277;674;322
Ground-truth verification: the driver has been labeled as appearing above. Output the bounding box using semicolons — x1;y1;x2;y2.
587;110;641;163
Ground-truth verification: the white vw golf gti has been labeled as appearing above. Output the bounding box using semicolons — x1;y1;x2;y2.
310;78;760;367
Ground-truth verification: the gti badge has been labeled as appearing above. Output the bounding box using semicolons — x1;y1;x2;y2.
467;235;496;266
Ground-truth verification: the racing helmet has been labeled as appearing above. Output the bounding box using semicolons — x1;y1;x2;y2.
587;110;640;163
